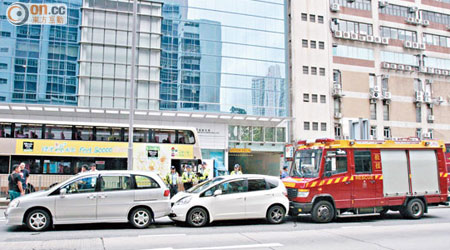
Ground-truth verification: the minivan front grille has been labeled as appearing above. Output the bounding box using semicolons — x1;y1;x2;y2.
287;188;298;199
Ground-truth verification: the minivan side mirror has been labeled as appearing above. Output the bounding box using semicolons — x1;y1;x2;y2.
213;189;222;196
60;188;67;197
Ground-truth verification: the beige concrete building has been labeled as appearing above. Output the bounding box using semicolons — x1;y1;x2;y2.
289;0;450;141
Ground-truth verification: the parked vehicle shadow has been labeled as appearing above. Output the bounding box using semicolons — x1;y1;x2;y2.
291;212;439;224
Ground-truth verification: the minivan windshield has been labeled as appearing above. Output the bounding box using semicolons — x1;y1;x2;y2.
187;177;225;194
291;149;323;178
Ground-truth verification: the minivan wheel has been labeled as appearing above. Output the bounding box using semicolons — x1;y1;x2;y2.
403;198;425;219
187;207;208;227
26;209;51;231
311;200;335;223
130;207;152;229
266;205;286;224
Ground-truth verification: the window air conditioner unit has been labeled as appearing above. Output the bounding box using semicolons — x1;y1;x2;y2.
415;91;424;102
435;69;442;75
334;30;343;38
426;79;433;84
442;70;450;76
424;93;432;103
397;65;405;71
404;41;412;48
415;18;421;24
330;3;340;12
437;96;444;103
419;66;427;73
419;43;426;50
406;17;415;24
412;42;420;49
370;87;381;99
334;112;343;119
422;132;431;138
446;25;450;31
359;34;367;42
370;98;377;104
347;0;355;3
367;35;375;42
381;37;389;45
405;65;413;71
390;63;398;70
381;74;389;79
382;62;390;69
379;1;389;8
427;67;435;74
351;32;359;40
374;36;382;43
422;20;430;27
332;87;343;97
343;31;351;39
427;115;434;122
384;99;391;105
383;91;392;99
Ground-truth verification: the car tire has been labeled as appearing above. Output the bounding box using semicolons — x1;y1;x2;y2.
403;198;425;219
311;200;335;223
26;209;51;231
130;207;153;229
266;205;286;224
187;207;208;227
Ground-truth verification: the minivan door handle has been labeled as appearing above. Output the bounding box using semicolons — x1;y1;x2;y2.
99;194;107;199
87;194;96;199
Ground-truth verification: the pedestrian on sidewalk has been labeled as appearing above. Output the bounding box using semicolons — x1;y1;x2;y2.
230;164;243;175
182;165;196;191
198;161;210;183
165;166;179;197
281;165;289;179
90;163;97;171
19;162;30;193
8;165;24;201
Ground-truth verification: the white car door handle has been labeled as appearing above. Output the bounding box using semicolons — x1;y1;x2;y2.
99;195;107;199
87;195;96;199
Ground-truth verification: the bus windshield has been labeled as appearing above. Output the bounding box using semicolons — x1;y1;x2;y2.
291;149;323;178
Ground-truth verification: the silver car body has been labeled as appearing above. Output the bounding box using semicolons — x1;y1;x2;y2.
170;174;289;223
5;171;171;226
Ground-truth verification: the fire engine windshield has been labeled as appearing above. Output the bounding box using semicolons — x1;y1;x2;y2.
291;149;323;178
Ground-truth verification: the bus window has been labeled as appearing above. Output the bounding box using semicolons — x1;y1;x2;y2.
155;129;176;143
46;125;72;140
134;129;148;143
179;130;195;144
14;123;42;139
74;126;94;140
96;127;121;141
0;123;12;138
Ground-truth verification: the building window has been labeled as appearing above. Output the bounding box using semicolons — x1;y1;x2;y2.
312;122;319;131
383;127;391;139
424;33;450;48
301;13;308;21
334;0;372;11
303;93;310;102
333;69;341;85
302;39;308;48
370;103;377;120
311;94;318;103
319;41;325;50
427;107;433;123
0;78;7;84
332;18;373;35
428;129;433;139
0;48;8;53
422;10;450;26
310;40;316;49
0;31;11;37
304;122;310;130
381;26;417;42
335;123;342;138
379;4;416;18
319;68;325;76
333;45;374;61
320;95;326;103
0;63;7;70
370;126;377;140
309;14;315;22
416;128;422;139
416;107;421;123
311;67;317;75
383;104;389;121
318;15;324;24
0;96;5;101
303;66;309;74
369;73;376;88
321;123;327;131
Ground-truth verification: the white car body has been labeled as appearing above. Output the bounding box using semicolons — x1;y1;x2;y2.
169;174;289;225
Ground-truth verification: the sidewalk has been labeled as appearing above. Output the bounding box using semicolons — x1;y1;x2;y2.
0;197;9;208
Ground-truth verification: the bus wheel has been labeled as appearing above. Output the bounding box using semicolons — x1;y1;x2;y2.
311;200;335;223
403;198;425;219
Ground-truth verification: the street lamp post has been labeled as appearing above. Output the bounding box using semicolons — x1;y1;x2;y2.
128;0;138;170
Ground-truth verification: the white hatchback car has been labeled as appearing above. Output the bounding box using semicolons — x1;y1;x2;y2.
169;174;289;227
5;171;171;231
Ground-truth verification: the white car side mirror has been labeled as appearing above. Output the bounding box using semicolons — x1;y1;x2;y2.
60;188;67;197
214;189;222;196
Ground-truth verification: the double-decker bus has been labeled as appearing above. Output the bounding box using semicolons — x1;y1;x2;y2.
0;120;201;192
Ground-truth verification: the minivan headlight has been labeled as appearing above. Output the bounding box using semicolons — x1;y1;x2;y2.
175;196;192;206
9;199;20;208
297;189;310;198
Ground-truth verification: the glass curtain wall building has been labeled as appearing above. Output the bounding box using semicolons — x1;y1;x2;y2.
0;0;82;105
159;0;287;116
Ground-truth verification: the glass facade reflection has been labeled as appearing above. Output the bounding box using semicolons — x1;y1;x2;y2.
160;0;287;116
0;0;82;105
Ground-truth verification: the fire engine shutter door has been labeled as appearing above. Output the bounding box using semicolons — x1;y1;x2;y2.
381;150;410;197
409;150;440;195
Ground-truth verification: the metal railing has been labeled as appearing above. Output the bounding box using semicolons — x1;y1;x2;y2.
0;174;72;198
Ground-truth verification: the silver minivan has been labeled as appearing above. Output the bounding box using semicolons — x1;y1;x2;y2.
4;171;171;231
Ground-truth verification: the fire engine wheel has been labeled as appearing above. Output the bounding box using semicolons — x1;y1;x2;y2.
311;200;335;223
403;198;425;219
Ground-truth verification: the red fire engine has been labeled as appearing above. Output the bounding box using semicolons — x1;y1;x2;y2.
283;139;449;223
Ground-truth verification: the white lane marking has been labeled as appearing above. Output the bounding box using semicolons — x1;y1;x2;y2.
144;243;283;250
138;234;187;238
341;225;373;229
